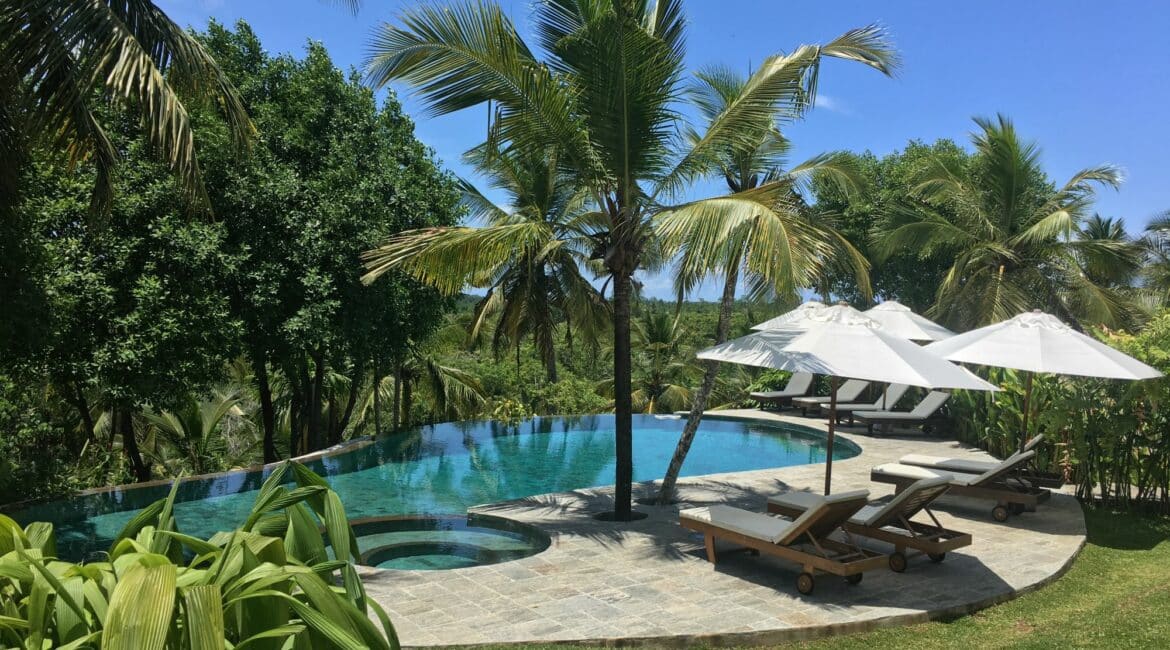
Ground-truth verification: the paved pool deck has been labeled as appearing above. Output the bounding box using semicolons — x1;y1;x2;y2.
358;410;1086;648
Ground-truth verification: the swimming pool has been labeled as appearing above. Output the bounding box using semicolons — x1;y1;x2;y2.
9;414;859;562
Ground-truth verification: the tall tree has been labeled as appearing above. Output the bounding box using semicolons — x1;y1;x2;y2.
195;21;459;460
810;140;969;312
374;144;609;384
362;0;894;519
653;49;895;503
876;114;1143;329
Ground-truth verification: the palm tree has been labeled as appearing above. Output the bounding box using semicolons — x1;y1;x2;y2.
373;144;609;384
598;309;694;413
1141;212;1170;306
876;114;1143;329
653;54;895;502
141;389;254;475
0;1;254;216
362;0;895;519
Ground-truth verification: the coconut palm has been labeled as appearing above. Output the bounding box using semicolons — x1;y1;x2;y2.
142;389;255;475
362;0;895;518
598;309;694;413
653;57;894;502
375;143;609;384
0;0;254;216
876;114;1143;329
1142;212;1170;306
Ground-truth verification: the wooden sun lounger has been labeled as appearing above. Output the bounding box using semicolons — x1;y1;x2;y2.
767;477;971;572
792;379;870;415
870;450;1050;522
679;491;887;595
749;372;814;409
853;391;951;435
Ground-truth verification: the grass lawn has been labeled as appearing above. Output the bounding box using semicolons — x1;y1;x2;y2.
486;507;1170;650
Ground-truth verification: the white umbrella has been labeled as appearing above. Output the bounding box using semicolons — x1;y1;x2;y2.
863;300;955;342
751;300;831;331
926;310;1163;451
699;305;997;494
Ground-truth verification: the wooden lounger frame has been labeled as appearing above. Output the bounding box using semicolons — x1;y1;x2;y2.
870;459;1050;522
767;488;971;572
679;498;887;595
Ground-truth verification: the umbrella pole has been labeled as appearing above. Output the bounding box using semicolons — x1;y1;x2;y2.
1020;372;1034;453
825;376;838;495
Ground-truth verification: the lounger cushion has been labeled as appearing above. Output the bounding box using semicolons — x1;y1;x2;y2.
854;411;931;421
679;505;795;544
768;482;946;528
871;463;955;482
750;390;802;399
899;453;998;474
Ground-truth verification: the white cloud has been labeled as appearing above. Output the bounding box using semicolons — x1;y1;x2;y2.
814;94;852;116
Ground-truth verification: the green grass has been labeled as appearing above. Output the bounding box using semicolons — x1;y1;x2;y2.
488;507;1170;650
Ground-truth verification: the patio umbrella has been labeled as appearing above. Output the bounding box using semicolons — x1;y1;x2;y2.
863;300;955;342
750;300;830;331
698;305;997;494
926;310;1163;451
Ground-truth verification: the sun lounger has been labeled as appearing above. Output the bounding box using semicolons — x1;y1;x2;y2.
678;491;887;594
749;372;814;409
824;384;910;424
792;379;870;415
898;435;1046;474
767;476;971;572
853;391;951;434
897;435;1064;488
870;450;1050;522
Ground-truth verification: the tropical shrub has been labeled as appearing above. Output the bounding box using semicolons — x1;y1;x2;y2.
0;462;398;649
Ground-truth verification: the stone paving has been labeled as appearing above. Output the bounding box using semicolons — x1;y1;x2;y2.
358;411;1086;647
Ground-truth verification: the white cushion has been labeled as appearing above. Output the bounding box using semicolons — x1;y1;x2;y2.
679;505;794;544
899;453;996;474
872;463;955;482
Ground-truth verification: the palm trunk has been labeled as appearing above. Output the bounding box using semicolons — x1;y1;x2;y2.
392;363;402;431
254;355;278;463
373;361;383;438
612;270;635;519
119;409;150;482
402;379;414;428
308;350;325;451
657;263;740;503
72;385;96;454
540;327;558;383
336;364;362;441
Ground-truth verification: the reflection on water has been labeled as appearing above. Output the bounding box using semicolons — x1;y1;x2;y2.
10;415;858;561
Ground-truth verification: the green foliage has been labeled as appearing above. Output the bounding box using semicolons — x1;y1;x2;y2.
0;462;397;649
874;116;1143;329
527;377;611;416
812;140;968;311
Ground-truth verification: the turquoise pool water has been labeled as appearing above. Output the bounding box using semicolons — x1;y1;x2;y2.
9;414;859;562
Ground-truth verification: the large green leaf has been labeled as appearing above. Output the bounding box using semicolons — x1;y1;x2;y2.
183;585;225;650
101;561;177;650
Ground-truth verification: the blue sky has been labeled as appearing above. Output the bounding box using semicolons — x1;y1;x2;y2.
160;0;1170;300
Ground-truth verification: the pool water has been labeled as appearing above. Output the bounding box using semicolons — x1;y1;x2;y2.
353;514;551;570
9;414;858;562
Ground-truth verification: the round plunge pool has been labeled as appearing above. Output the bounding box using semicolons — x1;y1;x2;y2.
352;513;550;570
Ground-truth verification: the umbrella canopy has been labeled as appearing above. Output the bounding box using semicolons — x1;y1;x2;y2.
863;300;955;342
926;310;1162;452
702;307;996;391
751;300;832;331
698;305;997;495
926;310;1161;379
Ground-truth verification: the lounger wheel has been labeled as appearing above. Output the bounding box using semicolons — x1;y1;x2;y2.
844;572;863;585
888;551;908;573
992;505;1010;522
928;552;946;563
796;572;815;595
